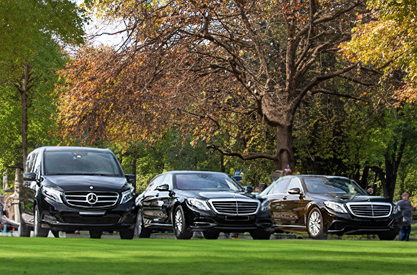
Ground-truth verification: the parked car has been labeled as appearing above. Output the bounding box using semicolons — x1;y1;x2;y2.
19;146;137;239
259;175;402;240
135;171;272;239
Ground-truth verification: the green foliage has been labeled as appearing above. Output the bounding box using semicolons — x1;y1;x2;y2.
0;0;87;172
342;0;417;100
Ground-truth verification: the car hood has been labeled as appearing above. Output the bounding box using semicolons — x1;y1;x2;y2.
42;175;130;192
312;193;392;204
177;190;255;200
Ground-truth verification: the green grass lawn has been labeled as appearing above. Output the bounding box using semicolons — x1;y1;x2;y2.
0;237;416;275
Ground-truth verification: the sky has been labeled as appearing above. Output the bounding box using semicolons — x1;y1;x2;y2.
76;0;124;46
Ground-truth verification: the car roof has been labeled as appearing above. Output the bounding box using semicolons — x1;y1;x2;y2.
160;170;229;176
283;175;351;179
38;146;113;152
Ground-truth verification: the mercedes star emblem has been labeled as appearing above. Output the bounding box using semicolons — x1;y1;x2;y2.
86;193;98;205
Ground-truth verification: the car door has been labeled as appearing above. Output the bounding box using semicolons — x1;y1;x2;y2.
280;178;308;229
265;177;291;226
20;151;40;225
154;173;175;225
141;175;167;224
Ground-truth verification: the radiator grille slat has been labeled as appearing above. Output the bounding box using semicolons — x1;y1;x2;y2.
64;191;119;208
347;203;392;218
210;200;259;215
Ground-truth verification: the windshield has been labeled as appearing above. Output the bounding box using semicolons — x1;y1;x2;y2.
304;177;366;195
174;173;243;192
44;150;123;177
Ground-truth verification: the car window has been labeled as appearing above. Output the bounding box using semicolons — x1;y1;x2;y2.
33;153;42;177
26;152;38;173
286;178;302;193
44;150;123;176
174;173;242;191
327;178;367;195
304;177;365;195
269;178;290;195
163;174;173;189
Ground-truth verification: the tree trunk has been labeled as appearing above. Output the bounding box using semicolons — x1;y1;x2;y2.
275;124;295;171
17;63;31;171
220;153;225;173
132;158;137;175
360;166;370;189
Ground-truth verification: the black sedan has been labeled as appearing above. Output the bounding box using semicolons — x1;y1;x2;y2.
260;175;402;240
135;171;272;239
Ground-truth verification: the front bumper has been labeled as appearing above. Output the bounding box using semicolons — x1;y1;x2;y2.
184;205;272;233
38;197;136;231
323;209;402;235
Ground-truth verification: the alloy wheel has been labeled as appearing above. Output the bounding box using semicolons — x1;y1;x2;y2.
308;210;322;237
175;208;183;234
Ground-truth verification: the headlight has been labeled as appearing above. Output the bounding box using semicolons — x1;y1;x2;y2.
261;200;270;211
42;186;63;203
121;189;134;204
186;198;210;211
393;204;401;214
324;201;347;213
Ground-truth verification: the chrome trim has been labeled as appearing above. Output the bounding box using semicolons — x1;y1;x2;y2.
208;198;260;216
64;191;120;208
79;211;106;216
346;202;392;218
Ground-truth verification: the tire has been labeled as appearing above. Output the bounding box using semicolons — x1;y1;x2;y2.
250;230;271;240
120;229;135;239
173;206;193;240
307;208;327;239
51;230;60;238
34;206;49;237
203;231;220;240
135;211;151;238
19;217;31;237
89;230;102;239
378;231;398;241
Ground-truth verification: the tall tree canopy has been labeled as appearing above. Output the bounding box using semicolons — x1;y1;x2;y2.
342;0;417;100
0;0;87;169
60;0;369;170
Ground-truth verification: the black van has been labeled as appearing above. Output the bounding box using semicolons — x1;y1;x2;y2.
19;146;137;239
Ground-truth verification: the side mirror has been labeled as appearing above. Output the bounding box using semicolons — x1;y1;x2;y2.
288;187;301;195
156;184;170;192
23;172;37;181
244;185;253;193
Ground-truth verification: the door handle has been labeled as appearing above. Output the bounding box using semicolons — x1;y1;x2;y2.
282;196;287;200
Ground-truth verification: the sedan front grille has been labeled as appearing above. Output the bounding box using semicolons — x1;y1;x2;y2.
209;199;259;215
346;202;392;218
64;191;119;208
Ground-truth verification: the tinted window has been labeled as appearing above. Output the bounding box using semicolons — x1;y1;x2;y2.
26;152;38;173
44;150;122;176
327;178;366;195
174;173;242;191
270;178;290;194
163;174;173;189
304;177;366;195
33;153;42;176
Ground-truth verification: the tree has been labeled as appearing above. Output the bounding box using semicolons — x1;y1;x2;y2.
341;0;417;100
0;0;87;169
60;0;372;171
